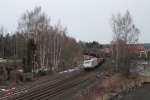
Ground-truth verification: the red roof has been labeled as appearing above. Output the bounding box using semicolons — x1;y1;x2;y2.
101;48;112;54
128;44;146;52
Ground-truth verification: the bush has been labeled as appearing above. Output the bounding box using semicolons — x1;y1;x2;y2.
10;70;24;82
0;66;8;81
38;69;48;76
23;72;33;81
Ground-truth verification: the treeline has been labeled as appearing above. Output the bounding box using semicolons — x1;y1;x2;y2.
0;7;82;75
0;32;26;59
79;41;103;54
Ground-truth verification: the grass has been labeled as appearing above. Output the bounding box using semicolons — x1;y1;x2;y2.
0;80;10;84
76;72;150;100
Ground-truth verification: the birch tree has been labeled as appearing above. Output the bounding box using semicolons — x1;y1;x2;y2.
111;11;140;74
18;7;66;73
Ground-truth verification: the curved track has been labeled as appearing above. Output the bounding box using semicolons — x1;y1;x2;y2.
15;71;96;100
14;59;111;100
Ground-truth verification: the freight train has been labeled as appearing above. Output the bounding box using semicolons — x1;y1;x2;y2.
83;53;104;70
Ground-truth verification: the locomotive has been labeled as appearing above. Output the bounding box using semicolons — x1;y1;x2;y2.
83;53;104;70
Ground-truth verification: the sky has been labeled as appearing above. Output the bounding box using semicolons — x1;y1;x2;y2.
0;0;150;43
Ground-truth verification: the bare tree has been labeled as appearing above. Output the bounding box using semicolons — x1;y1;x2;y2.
111;11;140;74
18;7;67;73
18;6;50;73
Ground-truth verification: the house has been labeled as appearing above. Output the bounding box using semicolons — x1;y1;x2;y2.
128;44;147;58
101;48;112;57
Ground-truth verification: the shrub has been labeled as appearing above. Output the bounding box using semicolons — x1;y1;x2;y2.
10;70;24;82
38;69;48;76
23;72;33;81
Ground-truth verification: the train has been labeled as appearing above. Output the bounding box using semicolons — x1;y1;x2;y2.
83;53;105;70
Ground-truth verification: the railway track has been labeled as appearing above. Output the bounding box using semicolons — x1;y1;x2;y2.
14;71;88;100
13;59;112;100
1;70;82;100
30;74;94;100
15;70;82;94
14;70;98;100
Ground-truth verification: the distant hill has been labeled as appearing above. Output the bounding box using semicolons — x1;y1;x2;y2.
141;43;150;49
101;43;150;49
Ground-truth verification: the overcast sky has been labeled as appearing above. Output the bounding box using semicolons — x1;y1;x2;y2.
0;0;150;43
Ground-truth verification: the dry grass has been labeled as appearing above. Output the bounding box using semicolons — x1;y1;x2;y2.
77;73;150;100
